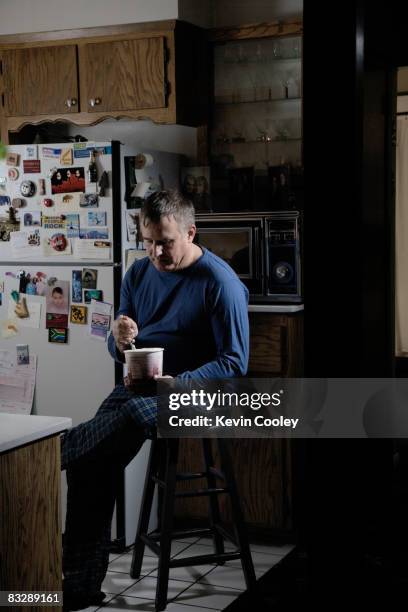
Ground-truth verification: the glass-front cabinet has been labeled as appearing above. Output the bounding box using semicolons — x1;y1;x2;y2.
210;23;303;212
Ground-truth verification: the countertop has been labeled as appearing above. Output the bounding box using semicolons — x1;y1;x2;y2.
0;413;72;454
248;304;304;313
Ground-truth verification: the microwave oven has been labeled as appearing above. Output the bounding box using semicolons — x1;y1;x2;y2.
194;211;302;303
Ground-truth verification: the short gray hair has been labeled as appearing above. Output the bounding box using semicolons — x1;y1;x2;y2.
140;190;195;231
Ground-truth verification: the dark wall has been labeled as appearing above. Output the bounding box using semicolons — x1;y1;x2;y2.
303;0;395;377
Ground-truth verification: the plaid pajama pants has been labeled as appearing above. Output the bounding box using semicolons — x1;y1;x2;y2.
61;382;157;597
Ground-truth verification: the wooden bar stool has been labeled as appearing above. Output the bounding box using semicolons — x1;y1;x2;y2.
130;437;256;611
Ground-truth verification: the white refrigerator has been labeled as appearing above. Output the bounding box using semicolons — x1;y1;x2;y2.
0;140;182;547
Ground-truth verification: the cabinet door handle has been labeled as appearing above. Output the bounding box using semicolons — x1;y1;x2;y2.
65;98;77;108
89;97;101;107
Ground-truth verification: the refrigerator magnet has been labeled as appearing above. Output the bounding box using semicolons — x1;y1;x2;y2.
8;167;19;181
38;178;45;195
20;180;36;197
23;160;41;173
82;268;97;289
70;305;87;324
83;289;102;304
11;198;24;208
0;196;11;206
60;148;73;165
42;198;54;207
25;145;38;159
80;193;99;208
48;327;68;343
6;152;20;166
71;270;82;303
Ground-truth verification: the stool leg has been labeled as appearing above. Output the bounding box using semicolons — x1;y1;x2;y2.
131;440;159;579
156;439;179;611
202;438;225;561
217;438;257;590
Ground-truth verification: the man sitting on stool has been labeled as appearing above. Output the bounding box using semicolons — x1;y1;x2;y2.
61;189;249;610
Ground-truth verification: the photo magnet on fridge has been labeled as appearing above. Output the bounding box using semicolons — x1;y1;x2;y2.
84;289;102;304
72;270;82;303
51;167;85;194
48;327;68;343
82;268;97;289
16;344;29;365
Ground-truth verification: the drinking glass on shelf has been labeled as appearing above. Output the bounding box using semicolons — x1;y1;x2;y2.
291;38;301;58
272;39;282;59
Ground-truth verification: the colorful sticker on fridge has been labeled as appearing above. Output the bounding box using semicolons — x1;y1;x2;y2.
70;305;87;324
0;196;11;206
88;299;112;341
66;214;80;238
72;270;82;303
79;227;109;240
42;215;66;229
48;328;68;343
87;211;106;226
84;289;102;304
23;211;41;227
46;313;69;330
23;160;41;173
82;268;97;289
42;147;62;159
51;167;85;194
60;148;73;165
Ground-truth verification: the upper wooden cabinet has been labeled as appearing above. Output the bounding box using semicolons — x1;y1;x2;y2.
0;20;208;138
2;45;79;116
82;37;166;113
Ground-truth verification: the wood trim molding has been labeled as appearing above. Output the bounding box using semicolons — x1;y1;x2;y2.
209;20;302;42
4;110;176;135
0;20;178;47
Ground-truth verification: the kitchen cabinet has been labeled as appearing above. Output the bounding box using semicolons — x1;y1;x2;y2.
1;45;79;117
174;311;303;537
0;20;208;140
208;21;303;212
80;37;166;113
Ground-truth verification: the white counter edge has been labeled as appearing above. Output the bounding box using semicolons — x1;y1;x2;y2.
0;414;72;454
248;304;304;313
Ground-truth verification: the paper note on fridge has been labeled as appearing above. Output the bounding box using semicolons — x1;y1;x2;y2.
0;351;37;415
7;299;42;328
73;239;111;259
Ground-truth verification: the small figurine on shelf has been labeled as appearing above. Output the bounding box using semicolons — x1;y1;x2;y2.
98;171;109;197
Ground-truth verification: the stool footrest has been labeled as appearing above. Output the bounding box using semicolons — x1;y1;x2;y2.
175;487;228;498
169;552;242;568
140;534;160;556
147;527;214;541
176;471;207;480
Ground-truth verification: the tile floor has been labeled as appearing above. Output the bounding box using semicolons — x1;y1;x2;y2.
83;538;294;612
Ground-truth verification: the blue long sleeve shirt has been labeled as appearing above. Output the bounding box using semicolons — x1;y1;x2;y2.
108;248;249;379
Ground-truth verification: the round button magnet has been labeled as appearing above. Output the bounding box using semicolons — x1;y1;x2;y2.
42;198;53;208
20;180;36;197
8;167;19;181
